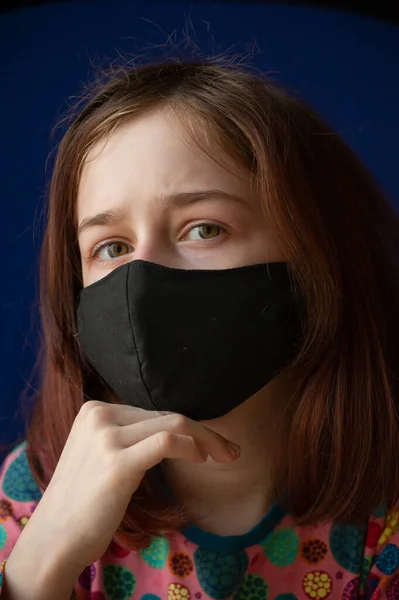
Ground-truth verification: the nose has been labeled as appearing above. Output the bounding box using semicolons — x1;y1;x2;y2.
132;240;178;269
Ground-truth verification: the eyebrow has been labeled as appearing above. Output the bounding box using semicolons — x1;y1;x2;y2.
77;189;249;236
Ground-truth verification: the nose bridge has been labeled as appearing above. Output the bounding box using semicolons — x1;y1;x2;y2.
133;232;172;268
129;203;183;268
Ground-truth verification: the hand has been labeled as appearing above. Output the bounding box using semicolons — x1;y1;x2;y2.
20;401;240;572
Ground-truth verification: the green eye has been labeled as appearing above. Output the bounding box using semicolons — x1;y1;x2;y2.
96;241;130;260
199;224;221;239
187;224;223;241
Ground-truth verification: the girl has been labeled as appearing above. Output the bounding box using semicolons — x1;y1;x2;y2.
1;57;399;600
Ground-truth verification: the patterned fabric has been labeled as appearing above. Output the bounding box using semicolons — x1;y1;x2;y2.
1;443;399;599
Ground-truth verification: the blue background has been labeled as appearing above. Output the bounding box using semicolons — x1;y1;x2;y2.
1;2;398;456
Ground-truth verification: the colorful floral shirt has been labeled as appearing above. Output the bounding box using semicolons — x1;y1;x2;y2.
1;443;399;599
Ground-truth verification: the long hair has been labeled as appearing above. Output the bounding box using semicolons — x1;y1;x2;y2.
24;56;399;551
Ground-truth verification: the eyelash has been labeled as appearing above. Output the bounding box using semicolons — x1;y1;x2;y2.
87;221;228;263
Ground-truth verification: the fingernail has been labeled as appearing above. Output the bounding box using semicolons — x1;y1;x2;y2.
228;442;241;459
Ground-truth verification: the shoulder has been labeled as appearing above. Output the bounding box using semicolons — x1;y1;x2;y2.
0;442;42;506
366;503;399;599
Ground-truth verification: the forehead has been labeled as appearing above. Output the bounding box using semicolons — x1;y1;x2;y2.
77;109;250;221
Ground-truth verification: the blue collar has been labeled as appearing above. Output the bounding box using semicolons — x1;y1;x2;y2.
181;503;286;552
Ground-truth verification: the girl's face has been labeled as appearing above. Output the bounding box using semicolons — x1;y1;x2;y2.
77;110;285;287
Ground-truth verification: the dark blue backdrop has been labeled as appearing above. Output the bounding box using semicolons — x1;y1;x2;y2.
1;2;398;456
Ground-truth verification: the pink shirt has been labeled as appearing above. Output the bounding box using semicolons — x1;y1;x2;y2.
1;442;399;599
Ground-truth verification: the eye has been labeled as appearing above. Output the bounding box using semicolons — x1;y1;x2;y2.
94;241;131;261
185;223;224;241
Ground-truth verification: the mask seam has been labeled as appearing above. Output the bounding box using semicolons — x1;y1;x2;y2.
125;262;157;411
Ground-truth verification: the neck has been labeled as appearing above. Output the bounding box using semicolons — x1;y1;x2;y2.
162;375;292;536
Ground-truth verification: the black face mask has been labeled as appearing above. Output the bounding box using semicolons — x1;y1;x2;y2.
76;260;303;421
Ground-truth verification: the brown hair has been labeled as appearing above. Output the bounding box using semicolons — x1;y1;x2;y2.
22;56;399;551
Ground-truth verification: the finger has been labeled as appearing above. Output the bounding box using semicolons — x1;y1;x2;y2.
91;403;240;461
112;404;169;425
86;402;164;427
119;413;239;463
124;431;208;477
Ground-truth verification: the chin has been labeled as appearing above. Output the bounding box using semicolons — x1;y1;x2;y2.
198;383;274;429
198;394;255;426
